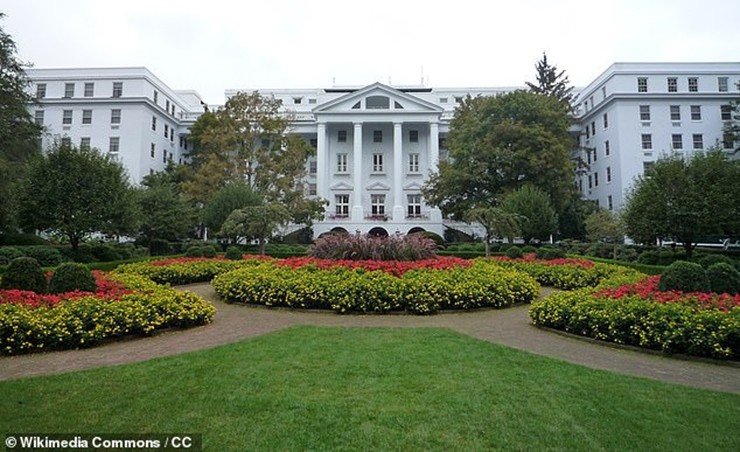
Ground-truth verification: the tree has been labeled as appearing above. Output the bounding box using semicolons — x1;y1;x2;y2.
500;185;558;243
202;182;262;239
18;143;139;250
184;92;323;226
138;169;197;244
525;52;574;111
622;150;740;256
558;195;600;240
220;203;291;255
0;13;42;232
463;208;520;256
584;210;624;260
723;81;740;155
422;91;575;221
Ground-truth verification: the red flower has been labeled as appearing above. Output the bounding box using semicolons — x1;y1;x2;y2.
0;271;131;308
274;256;471;276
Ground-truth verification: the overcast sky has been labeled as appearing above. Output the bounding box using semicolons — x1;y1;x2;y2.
3;0;739;105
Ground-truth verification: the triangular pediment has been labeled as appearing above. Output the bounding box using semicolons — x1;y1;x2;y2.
314;82;443;114
366;181;391;191
330;181;353;191
403;181;423;191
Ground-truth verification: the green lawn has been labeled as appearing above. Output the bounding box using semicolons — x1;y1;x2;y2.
1;327;738;451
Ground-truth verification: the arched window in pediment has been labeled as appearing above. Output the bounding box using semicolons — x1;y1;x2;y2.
366;95;390;109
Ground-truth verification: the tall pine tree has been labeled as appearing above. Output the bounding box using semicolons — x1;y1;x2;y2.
525;52;574;111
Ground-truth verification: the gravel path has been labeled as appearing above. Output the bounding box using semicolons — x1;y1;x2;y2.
1;284;738;393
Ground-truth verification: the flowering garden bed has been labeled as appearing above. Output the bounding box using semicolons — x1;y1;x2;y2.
0;270;215;355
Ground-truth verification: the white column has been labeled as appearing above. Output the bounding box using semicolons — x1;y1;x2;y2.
316;123;328;202
352;122;363;221
429;121;439;173
392;122;404;221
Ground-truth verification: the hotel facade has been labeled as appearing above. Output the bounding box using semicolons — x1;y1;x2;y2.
27;62;739;238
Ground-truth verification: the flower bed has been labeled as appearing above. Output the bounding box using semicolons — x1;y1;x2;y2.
275;256;471;276
529;267;740;359
212;259;539;314
114;257;254;285
0;272;216;355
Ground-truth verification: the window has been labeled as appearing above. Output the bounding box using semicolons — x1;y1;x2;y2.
261;139;270;148
351;101;361;109
84;83;94;97
588;175;593;189
637;77;648;92
152;116;157;131
62;110;73;125
439;97;448;103
454;96;464;103
587;150;591;165
34;110;44;125
112;82;123;98
601;86;607;98
409;130;419;143
641;134;652;150
670;105;681;121
170;128;174;141
337;153;348;172
639;105;651;121
293;97;302;105
718;77;729;92
371;194;385;216
153;91;159;104
605;140;610;156
150;143;155;158
36;83;46;99
688;77;698;92
309;160;317;175
111;109;121;124
61;137;71;147
366;96;389;109
409;153;420;173
309;138;317;148
407;194;422;218
667;77;677;92
591;122;596;136
165;100;170;112
593;148;597;162
608;195;613;211
81;110;92;125
80;137;91;150
594;172;599;187
64;83;74;98
643;161;654;173
109;137;120;154
372;153;384;172
724;132;735;149
335;195;349;217
606;166;612;183
672;134;683;149
721;105;732;121
603;113;608;129
308;183;317;196
373;130;383;143
162;149;167;164
337;130;347;143
164;124;169;138
692;134;703;149
308;98;317;104
585;125;590;139
690;105;701;120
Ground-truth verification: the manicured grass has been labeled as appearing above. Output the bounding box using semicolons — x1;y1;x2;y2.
1;327;738;450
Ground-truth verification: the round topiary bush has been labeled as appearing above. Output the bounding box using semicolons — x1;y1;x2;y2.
658;260;709;293
505;246;523;259
697;254;734;269
535;247;566;260
49;262;97;294
185;244;218;258
0;257;47;293
224;246;243;261
706;262;740;295
522;245;537;254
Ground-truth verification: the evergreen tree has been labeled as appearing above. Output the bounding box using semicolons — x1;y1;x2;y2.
525;52;574;111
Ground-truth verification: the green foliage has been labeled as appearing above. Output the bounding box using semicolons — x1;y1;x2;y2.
498;260;635;290
558;197;601;240
185;244;218;258
49;263;97;294
698;254;734;269
463;207;520;255
115;259;246;285
623;151;740;256
148;239;172;256
309;234;438;261
220;203;291;254
529;290;739;359
138;170;196;243
20;246;64;266
0;246;24;264
422;90;575;220
212;260;539;315
420;231;445;247
535;247;565;260
0;257;46;293
525;52;574;110
202;182;262;234
658;261;709;293
0;232;48;246
18;143;140;250
0;273;215;354
224;246;243;260
505;246;523;259
500;185;558;242
706;263;740;295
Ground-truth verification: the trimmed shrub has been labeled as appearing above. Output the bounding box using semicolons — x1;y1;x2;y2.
505;246;523;259
309;234;437;261
706;263;740;295
0;257;47;293
523;245;537;254
185;244;218;258
658;261;709;293
697;254;734;269
535;247;566;260
0;232;48;246
225;246;244;261
22;246;65;267
0;247;24;263
148;239;172;256
49;263;97;294
421;231;445;247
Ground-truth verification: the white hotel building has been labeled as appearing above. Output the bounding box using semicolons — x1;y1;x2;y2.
27;62;739;238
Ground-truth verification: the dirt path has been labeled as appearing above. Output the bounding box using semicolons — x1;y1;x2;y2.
1;284;738;393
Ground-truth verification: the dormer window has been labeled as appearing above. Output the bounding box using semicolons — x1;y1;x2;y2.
366;95;390;109
293;97;303;104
